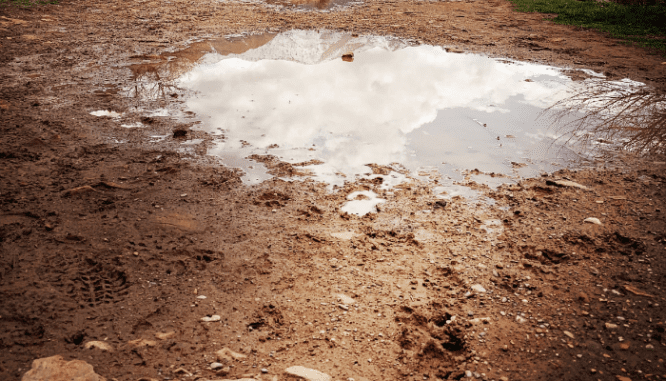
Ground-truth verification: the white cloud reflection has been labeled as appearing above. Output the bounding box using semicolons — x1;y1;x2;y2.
177;30;597;186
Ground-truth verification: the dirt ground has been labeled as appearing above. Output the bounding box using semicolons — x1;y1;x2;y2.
1;0;666;380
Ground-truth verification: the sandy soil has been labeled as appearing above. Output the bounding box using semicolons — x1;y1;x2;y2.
1;0;665;380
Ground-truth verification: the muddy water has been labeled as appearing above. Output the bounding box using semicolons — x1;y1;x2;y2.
129;30;641;194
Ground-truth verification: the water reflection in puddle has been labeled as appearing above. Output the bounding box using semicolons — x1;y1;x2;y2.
127;30;642;200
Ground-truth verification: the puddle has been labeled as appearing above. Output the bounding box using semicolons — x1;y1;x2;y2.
126;30;644;197
230;0;359;11
271;0;359;11
341;190;386;216
91;110;122;118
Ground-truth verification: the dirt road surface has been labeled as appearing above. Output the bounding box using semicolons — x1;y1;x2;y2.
1;0;665;380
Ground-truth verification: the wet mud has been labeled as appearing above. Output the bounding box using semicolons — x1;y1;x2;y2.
1;0;665;380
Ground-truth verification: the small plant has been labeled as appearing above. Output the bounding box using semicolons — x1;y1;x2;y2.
545;81;666;155
508;0;666;54
0;0;58;7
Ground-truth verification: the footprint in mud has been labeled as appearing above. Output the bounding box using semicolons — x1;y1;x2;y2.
59;258;130;309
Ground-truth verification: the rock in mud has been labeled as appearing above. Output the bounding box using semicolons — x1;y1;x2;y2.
155;331;176;340
584;217;603;225
546;179;589;190
335;294;355;305
201;315;222;322
216;347;247;362
284;366;331;381
471;284;486;293
127;339;157;348
21;355;106;381
83;341;114;352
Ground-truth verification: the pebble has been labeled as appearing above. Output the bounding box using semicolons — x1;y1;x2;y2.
471;284;486;293
155;331;176;340
211;362;225;370
583;217;603;225
493;270;499;277
197;295;207;299
335;294;355;305
21;355;104;381
515;316;528;324
465;370;473;378
605;323;618;329
284;366;332;381
262;368;269;373
563;331;574;339
127;339;157;348
549;179;588;190
201;315;221;322
83;341;114;352
217;347;248;362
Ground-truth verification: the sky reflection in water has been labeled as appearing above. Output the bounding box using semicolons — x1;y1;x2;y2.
177;30;596;189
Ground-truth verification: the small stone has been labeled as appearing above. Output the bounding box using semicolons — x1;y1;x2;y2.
499;377;509;381
284;366;331;381
616;376;632;381
330;232;355;240
127;339;156;348
591;369;597;373
211;362;225;370
84;340;114;352
261;368;269;373
197;295;207;299
605;323;618;330
201;315;221;322
547;179;588;190
619;343;630;350
465;370;473;378
155;331;176;340
217;347;248;362
471;284;486;293
515;316;528;324
646;344;654;349
584;217;602;226
335;294;355;305
493;270;499;277
563;331;574;339
578;292;589;303
477;264;487;270
21;355;105;381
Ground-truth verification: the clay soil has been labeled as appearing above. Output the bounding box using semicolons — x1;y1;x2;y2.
1;0;666;380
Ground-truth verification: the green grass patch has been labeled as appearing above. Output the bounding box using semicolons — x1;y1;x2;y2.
0;0;57;7
508;0;666;53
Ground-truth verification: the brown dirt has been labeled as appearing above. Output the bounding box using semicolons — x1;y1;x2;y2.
1;0;665;381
